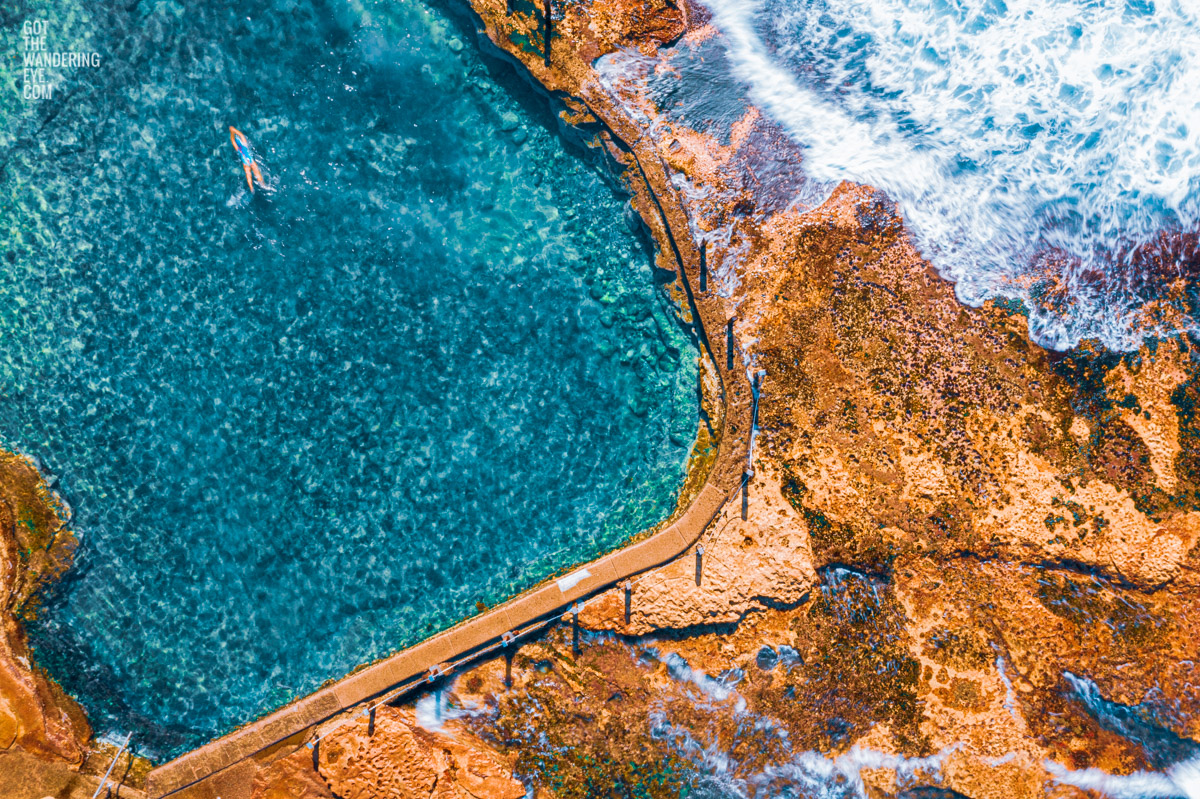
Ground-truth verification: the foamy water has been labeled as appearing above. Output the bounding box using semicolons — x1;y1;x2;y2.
697;0;1200;350
648;647;956;797
1048;753;1200;798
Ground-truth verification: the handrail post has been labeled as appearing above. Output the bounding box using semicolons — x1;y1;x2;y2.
571;601;580;656
726;319;735;371
502;631;517;688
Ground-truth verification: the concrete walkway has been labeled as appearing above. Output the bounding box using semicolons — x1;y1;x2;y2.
143;64;750;799
151;479;742;794
145;457;744;797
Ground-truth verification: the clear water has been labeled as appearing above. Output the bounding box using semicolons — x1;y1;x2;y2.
695;0;1200;350
0;0;697;757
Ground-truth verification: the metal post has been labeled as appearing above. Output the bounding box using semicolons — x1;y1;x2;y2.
699;239;708;292
726;319;735;370
571;601;580;656
742;473;750;520
368;707;376;737
695;545;704;586
623;581;632;624
502;631;516;688
311;738;319;771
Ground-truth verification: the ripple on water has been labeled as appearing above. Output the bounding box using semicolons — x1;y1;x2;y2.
0;0;697;757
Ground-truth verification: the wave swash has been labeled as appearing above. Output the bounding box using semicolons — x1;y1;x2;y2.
698;0;1200;350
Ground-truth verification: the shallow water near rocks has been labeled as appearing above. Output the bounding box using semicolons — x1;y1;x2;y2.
0;0;697;756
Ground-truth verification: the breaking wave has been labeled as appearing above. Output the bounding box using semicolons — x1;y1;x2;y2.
697;0;1200;350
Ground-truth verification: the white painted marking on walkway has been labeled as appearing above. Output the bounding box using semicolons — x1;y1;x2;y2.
556;568;591;592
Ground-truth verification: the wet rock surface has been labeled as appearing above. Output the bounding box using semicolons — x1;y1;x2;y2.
0;451;90;765
249;706;529;799
406;0;1200;794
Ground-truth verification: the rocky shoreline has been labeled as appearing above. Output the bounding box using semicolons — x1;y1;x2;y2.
0;450;124;797
0;450;89;761
4;0;1200;795
377;0;1200;793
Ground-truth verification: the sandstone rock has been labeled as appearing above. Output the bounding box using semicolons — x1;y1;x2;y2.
579;464;815;634
316;707;526;799
0;450;90;765
251;749;335;799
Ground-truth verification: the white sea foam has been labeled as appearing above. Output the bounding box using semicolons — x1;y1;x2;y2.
696;0;1200;350
747;745;952;798
995;655;1022;722
1048;753;1200;798
661;651;749;711
414;681;482;732
658;708;956;799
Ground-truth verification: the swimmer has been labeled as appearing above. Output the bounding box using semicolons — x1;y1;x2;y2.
229;126;265;193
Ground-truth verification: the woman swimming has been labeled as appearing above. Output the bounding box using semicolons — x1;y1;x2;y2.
229;126;265;193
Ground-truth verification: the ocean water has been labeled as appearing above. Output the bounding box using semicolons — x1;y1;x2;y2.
696;0;1200;350
0;0;697;756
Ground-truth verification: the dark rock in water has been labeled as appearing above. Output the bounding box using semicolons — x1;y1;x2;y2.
624;206;641;232
756;645;778;671
854;188;900;233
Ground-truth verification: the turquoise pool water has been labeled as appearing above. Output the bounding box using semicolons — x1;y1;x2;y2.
0;0;697;756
